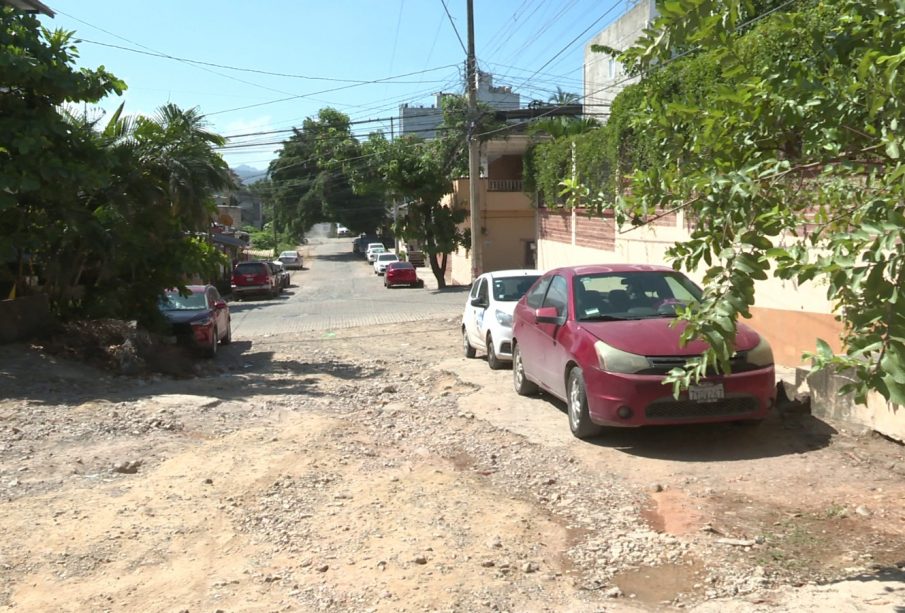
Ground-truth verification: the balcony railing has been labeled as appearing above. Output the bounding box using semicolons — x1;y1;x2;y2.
487;179;523;192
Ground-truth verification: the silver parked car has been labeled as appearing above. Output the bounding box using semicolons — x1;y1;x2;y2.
278;250;303;270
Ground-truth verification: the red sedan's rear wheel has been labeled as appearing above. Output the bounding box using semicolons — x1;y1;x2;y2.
512;343;537;396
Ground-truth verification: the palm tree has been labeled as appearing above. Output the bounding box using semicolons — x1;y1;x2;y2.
548;87;580;105
147;104;234;229
528;116;600;139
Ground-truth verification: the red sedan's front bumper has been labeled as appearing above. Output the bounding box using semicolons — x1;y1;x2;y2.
191;321;215;347
582;364;776;427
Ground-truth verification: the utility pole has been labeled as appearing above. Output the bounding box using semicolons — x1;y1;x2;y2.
466;0;482;280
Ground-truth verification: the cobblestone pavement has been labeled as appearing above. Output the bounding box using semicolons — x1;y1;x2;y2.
228;239;467;338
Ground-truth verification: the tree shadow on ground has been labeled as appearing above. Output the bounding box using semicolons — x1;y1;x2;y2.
539;394;837;461
0;339;385;406
227;292;296;314
818;564;905;612
316;252;361;263
429;285;469;295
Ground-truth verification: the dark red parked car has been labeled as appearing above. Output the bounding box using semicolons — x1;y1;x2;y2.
384;261;424;288
231;261;279;299
511;264;775;438
158;285;231;357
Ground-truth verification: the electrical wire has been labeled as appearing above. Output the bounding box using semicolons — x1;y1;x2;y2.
439;0;468;55
57;10;299;97
205;64;460;117
77;38;454;86
508;1;623;96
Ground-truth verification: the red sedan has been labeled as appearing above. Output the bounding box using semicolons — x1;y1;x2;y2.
158;285;231;357
384;261;424;288
511;264;775;438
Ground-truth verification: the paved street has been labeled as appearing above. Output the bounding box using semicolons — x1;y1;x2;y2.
229;238;467;338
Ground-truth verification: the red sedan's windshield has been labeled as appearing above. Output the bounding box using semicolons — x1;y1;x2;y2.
160;291;207;311
574;271;702;321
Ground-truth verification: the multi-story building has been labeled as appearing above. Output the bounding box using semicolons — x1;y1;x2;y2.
398;72;520;140
583;0;656;113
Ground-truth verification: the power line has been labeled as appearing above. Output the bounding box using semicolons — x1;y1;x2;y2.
509;2;623;95
77;38;453;86
57;10;298;97
205;64;460;117
439;0;468;55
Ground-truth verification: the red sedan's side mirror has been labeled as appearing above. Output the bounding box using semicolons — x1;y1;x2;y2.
535;306;560;324
213;300;228;310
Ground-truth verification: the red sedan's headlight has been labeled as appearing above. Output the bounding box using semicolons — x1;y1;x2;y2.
746;335;774;367
594;340;650;374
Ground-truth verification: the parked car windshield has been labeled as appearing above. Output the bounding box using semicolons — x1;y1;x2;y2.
279;251;298;258
160;291;207;311
574;271;703;321
492;275;540;302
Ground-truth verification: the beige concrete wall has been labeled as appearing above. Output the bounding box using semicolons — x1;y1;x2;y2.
806;367;905;444
447;178;538;285
537;212;843;368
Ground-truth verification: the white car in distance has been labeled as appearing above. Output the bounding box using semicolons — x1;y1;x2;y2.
373;252;400;275
462;269;542;370
365;243;386;263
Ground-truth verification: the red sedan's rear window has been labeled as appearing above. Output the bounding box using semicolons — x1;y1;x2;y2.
388;262;414;271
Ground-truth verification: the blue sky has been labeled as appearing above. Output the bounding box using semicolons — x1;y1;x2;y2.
43;0;631;172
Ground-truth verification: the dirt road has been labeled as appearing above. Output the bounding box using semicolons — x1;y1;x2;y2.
2;319;904;612
1;240;904;611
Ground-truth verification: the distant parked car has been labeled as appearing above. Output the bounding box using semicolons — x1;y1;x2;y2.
158;285;231;357
511;264;776;438
373;252;399;275
384;261;424;288
336;225;350;237
232;261;279;299
366;244;386;263
462;269;541;370
278;250;303;270
270;261;290;289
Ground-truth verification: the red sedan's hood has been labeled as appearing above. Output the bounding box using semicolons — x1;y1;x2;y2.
580;318;761;356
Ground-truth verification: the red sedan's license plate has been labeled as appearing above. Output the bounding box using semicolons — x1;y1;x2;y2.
689;383;724;403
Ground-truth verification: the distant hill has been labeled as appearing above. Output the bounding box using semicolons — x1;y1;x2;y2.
232;165;266;184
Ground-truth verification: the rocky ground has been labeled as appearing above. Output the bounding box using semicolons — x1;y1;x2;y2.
1;317;904;612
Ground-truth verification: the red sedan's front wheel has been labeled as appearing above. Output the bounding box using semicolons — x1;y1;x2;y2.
567;367;601;439
204;326;218;358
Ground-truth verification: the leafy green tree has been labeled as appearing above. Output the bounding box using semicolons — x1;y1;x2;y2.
268;108;385;239
1;8;233;326
359;133;467;288
92;103;233;326
0;8;125;299
566;0;905;403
